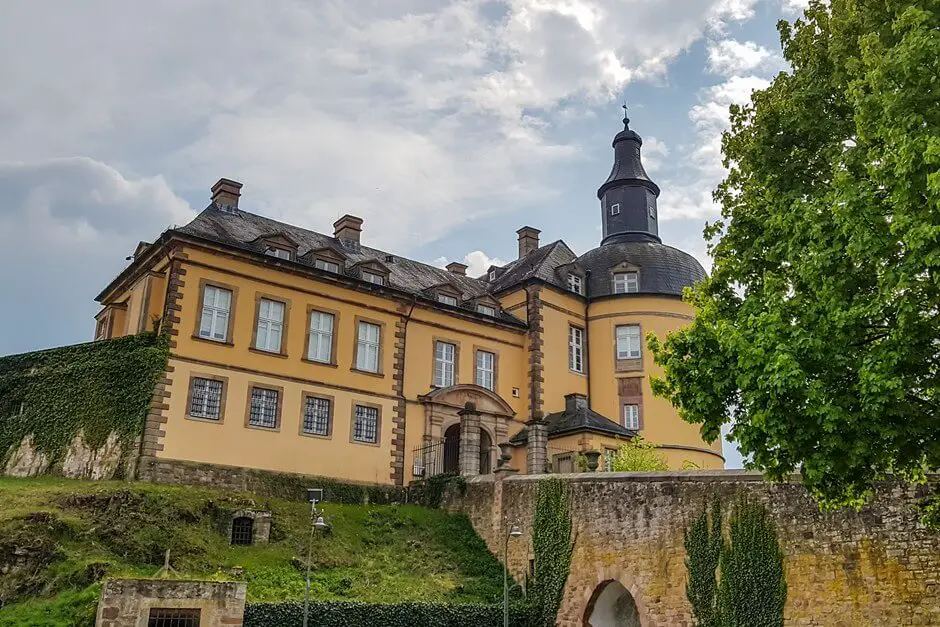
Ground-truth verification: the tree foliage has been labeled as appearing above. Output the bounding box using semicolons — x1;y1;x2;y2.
651;0;940;508
684;497;722;627
530;477;574;626
717;497;786;626
609;435;669;472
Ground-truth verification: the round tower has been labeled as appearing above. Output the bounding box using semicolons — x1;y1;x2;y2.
582;115;723;469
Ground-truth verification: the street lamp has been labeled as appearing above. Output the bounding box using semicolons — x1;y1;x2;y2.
503;522;522;627
303;489;329;627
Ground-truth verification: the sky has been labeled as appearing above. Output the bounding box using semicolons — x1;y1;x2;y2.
0;0;809;468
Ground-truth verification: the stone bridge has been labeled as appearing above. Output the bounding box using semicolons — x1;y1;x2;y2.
443;471;940;626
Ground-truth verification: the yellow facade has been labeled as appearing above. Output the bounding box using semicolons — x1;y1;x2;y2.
93;179;722;487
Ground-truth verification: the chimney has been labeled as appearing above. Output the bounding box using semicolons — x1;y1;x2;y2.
333;214;363;246
564;393;588;414
446;262;468;276
211;178;242;208
517;226;541;258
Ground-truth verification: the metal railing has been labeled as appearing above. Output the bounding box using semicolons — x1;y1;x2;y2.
412;438;460;479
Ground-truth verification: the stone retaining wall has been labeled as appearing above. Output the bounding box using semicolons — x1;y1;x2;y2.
443;471;940;626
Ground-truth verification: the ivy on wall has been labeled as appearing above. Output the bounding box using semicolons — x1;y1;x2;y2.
684;495;787;627
530;477;574;627
244;601;535;626
0;333;169;467
684;496;722;627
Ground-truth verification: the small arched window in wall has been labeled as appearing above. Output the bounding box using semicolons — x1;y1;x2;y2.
231;516;254;546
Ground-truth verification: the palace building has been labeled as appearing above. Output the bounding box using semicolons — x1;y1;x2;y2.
94;116;723;486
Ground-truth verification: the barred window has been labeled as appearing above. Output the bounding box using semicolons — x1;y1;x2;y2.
249;388;279;429
231;516;254;545
353;405;379;443
303;397;331;436
148;608;201;627
189;377;223;420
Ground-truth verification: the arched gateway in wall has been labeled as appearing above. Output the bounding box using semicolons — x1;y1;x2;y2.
583;580;642;627
418;384;515;476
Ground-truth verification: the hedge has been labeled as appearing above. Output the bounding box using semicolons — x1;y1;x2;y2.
244;601;535;627
249;469;407;505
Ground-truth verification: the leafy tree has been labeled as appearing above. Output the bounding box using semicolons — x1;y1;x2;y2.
650;0;940;509
609;435;669;472
717;497;786;626
530;477;574;626
684;497;723;627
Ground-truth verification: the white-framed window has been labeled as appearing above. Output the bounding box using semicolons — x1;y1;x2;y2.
307;311;334;363
476;350;495;390
264;246;291;260
476;304;496;317
302;396;331;436
648;202;656;219
567;274;583;295
568;326;584;373
623;404;640;430
616;324;642;360
356;321;381;372
199;285;232;342
362;271;384;286
255;298;285;353
353;404;379;443
189;377;223;420
434;341;456;387
613;271;639;294
438;294;458;306
489;270;497;281
248;387;279;429
610;203;620;216
315;259;340;273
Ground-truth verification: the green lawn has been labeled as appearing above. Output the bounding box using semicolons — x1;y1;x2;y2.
0;477;505;626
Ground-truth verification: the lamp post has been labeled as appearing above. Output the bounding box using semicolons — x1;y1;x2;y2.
303;489;329;627
503;522;522;627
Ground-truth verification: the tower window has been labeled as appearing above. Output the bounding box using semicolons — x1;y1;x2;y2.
567;274;583;295
648;203;656;219
613;271;639;294
610;203;620;216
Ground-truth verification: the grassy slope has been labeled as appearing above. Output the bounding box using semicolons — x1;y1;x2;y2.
0;477;505;626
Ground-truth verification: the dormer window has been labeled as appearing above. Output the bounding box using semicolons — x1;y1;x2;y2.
315;259;340;273
265;246;291;260
438;295;458;306
362;271;384;286
567;274;583;295
488;270;497;281
613;271;639;294
610;203;620;216
476;305;496;317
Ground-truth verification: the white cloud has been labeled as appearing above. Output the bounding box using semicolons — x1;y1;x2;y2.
0;158;193;354
781;0;809;14
659;75;769;221
433;251;508;278
642;137;669;172
707;40;774;76
0;0;764;351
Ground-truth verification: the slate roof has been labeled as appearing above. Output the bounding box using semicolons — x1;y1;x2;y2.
509;402;636;445
174;204;528;325
576;240;706;298
488;240;577;293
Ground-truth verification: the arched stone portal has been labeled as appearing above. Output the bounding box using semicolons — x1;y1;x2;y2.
419;384;515;476
583;580;642;627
